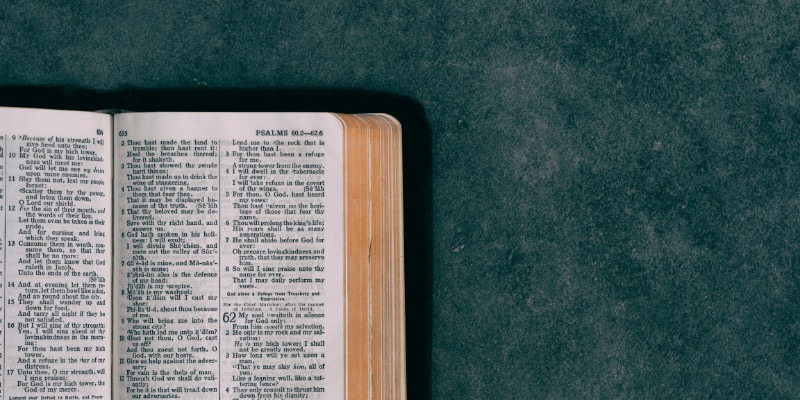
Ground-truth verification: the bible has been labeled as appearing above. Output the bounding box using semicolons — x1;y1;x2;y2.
0;106;405;400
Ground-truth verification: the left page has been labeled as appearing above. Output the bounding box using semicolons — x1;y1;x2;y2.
0;107;113;400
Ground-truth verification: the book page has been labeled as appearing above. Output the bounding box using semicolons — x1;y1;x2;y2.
0;107;113;400
113;113;344;400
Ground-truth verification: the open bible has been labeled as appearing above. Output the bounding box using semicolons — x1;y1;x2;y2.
0;107;405;400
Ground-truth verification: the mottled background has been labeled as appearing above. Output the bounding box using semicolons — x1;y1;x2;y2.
2;1;800;398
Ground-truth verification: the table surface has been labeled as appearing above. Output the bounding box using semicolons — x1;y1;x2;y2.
2;2;799;398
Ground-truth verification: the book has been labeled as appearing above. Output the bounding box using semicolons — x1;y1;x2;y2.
0;106;405;400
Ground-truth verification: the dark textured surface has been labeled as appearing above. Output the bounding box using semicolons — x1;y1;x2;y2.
3;1;800;398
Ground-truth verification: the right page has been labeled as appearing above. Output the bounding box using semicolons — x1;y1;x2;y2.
113;113;345;400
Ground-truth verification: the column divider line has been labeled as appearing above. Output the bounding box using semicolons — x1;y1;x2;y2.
3;134;7;400
218;140;222;400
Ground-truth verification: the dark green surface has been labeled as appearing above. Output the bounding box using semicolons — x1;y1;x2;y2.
3;1;800;398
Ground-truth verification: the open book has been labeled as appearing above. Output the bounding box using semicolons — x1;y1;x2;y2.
0;107;405;400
